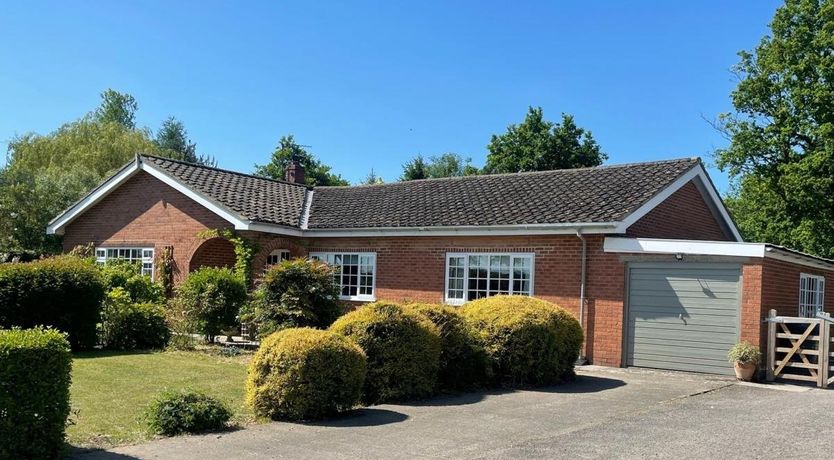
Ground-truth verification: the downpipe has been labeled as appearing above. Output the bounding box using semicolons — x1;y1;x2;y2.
576;229;588;365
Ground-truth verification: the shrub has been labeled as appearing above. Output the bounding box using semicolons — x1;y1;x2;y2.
177;267;247;341
329;302;440;404
246;328;366;421
145;390;232;436
100;259;164;303
240;259;342;339
0;255;105;349
728;341;760;365
406;303;490;390
100;288;170;350
0;327;72;459
461;295;583;386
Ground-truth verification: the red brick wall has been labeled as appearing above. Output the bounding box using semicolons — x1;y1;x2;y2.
62;171;234;282
189;237;237;272
626;180;731;241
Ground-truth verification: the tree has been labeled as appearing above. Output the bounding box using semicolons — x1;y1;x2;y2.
155;117;216;166
484;107;606;173
361;168;384;185
401;154;428;180
400;153;478;181
254;135;348;186
94;89;138;129
714;0;834;257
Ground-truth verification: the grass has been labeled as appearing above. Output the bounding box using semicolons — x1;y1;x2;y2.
68;349;256;449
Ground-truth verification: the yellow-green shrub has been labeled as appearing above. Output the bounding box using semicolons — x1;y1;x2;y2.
405;303;490;389
329;302;440;404
246;328;366;421
461;296;583;386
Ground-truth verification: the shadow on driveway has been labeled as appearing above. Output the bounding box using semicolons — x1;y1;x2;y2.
65;445;141;460
305;408;408;428
532;375;627;394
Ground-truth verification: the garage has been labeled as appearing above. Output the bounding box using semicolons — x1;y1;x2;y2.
625;263;741;375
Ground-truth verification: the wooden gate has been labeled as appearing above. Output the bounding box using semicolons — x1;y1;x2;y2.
766;309;834;388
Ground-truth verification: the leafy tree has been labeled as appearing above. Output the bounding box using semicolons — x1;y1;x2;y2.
714;0;834;257
94;89;138;129
400;153;478;181
253;135;348;186
155;117;216;166
361;168;384;185
401;154;428;180
484;107;606;173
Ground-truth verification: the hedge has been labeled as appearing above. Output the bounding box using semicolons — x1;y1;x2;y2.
461;295;583;386
100;288;170;350
0;327;72;459
246;328;366;421
176;267;247;340
406;303;490;389
0;256;105;349
330;302;440;404
145;390;231;436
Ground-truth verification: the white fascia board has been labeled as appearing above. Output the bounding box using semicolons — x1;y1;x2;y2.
603;237;766;258
615;164;743;242
247;222;304;237
304;222;619;238
47;161;141;235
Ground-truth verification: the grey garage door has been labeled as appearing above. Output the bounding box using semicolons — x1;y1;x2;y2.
626;264;740;375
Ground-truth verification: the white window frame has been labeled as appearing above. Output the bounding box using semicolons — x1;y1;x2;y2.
309;252;377;301
799;273;825;318
444;252;535;306
95;247;155;279
266;249;291;266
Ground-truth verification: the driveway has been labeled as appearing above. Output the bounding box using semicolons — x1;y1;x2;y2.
72;366;833;459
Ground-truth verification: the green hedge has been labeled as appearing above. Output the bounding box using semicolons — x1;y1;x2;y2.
330;302;440;404
406;303;490;390
0;327;72;459
461;295;583;386
177;267;247;340
0;256;105;349
241;258;342;339
145;390;231;436
246;328;366;421
100;288;170;350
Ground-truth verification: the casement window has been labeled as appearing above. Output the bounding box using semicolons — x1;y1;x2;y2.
445;253;534;305
799;273;825;318
266;249;291;266
309;252;376;301
95;247;155;278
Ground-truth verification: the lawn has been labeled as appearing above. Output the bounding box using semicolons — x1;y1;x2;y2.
68;349;256;449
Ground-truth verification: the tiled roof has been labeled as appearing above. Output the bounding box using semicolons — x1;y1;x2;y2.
142;155;309;228
307;158;700;229
141;155;700;230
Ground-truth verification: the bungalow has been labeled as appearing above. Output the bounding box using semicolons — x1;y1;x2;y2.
47;155;834;375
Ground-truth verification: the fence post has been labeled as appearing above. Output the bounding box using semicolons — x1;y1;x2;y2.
820;320;830;388
766;309;776;382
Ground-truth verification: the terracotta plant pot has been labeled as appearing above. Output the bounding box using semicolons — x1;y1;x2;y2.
733;362;756;381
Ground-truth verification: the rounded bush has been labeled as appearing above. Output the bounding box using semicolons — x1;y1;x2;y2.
0;255;105;349
177;267;247;340
461;296;583;386
329;302;441;404
100;288;170;350
240;258;342;340
145;390;231;436
246;328;366;421
405;303;490;390
100;259;164;303
0;327;72;459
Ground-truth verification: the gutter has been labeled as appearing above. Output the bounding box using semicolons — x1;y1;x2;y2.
576;228;588;365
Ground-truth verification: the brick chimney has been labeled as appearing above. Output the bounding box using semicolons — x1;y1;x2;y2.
285;159;306;184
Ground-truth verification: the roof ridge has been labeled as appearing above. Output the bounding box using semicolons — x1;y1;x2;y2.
140;154;311;189
315;157;701;189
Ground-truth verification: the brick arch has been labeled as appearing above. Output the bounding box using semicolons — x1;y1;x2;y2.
250;235;307;274
188;237;237;273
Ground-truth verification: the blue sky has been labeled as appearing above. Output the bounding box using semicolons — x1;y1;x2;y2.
0;1;781;191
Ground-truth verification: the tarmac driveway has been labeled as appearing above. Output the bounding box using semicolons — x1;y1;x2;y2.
72;366;833;459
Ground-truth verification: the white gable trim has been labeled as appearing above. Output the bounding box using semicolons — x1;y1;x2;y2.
614;163;743;242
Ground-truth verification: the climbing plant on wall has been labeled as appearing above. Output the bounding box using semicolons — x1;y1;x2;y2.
196;229;258;285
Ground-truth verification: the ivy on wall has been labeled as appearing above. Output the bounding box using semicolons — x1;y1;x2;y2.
196;229;258;285
156;245;174;296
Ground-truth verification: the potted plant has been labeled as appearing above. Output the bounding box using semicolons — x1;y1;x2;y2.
727;341;760;381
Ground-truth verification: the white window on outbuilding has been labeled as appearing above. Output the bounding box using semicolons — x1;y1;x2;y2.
799;273;825;318
445;253;534;305
95;247;155;278
309;252;376;301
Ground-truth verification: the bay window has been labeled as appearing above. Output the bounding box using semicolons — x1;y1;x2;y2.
310;252;376;301
445;253;534;305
